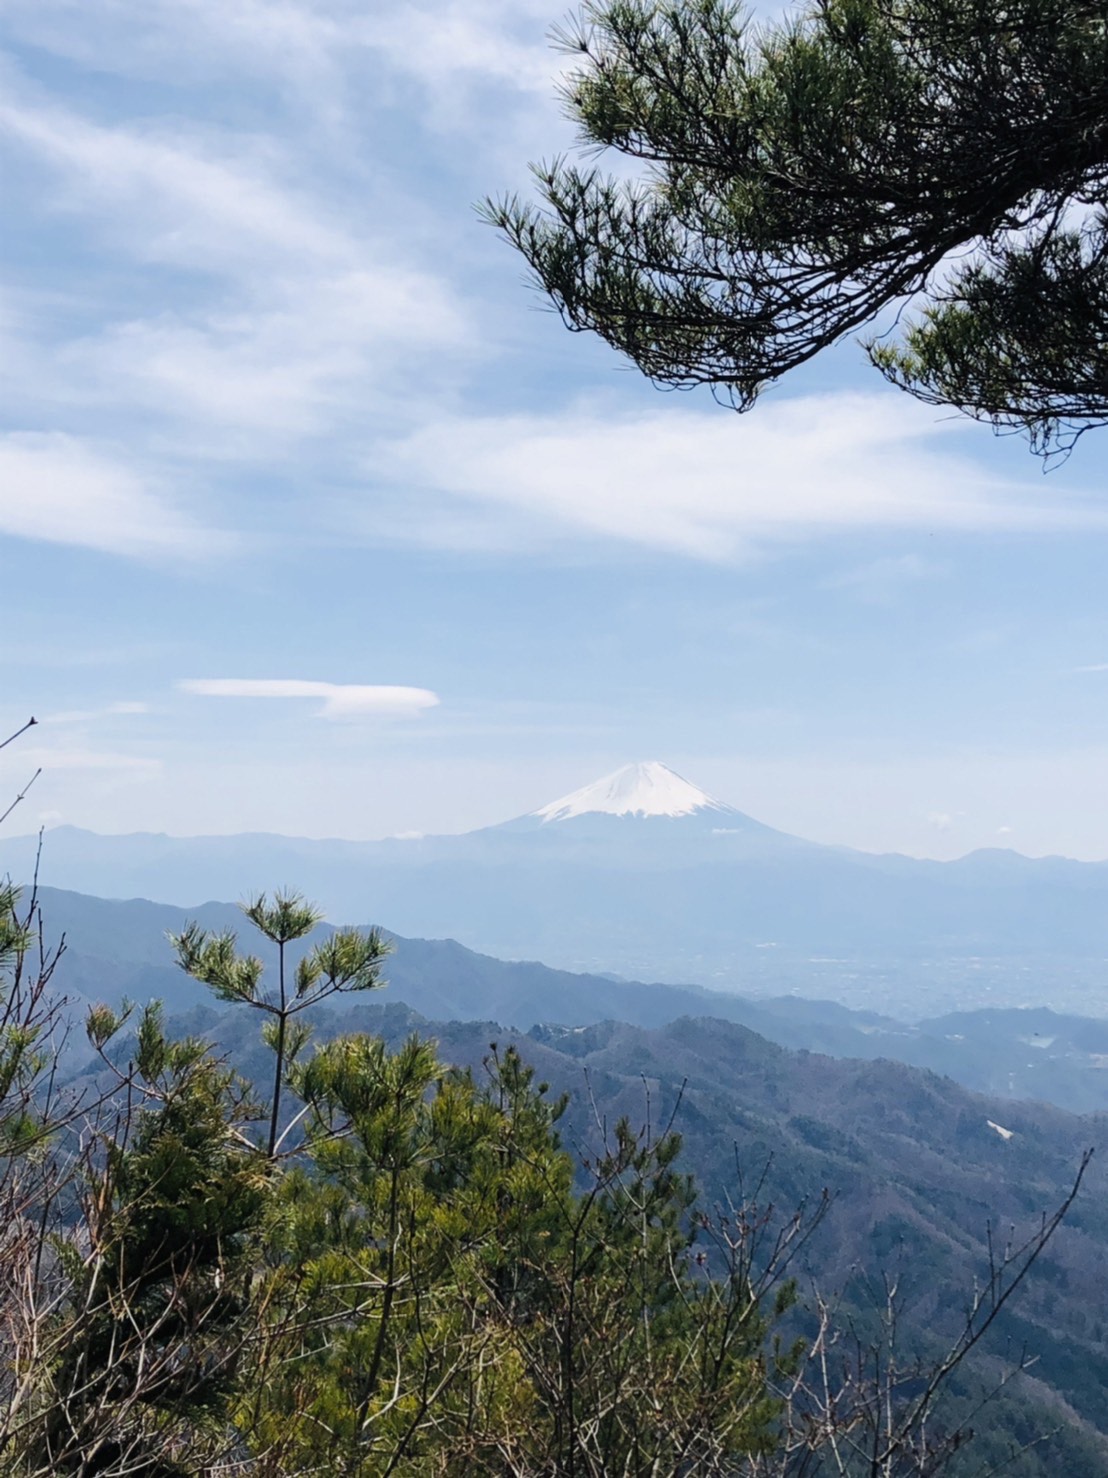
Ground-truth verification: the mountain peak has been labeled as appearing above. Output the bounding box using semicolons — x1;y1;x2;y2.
533;761;732;823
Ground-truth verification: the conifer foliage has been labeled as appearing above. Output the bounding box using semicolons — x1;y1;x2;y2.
487;0;1108;454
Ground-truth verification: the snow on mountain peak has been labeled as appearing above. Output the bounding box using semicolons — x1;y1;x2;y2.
533;761;732;823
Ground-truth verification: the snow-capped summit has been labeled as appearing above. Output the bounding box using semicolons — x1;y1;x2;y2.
533;761;734;824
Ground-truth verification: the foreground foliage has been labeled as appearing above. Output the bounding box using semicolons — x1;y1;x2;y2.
0;888;1091;1474
488;0;1108;455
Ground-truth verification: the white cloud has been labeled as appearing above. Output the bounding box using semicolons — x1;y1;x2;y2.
0;81;471;447
825;553;948;602
0;0;576;208
56;269;469;441
361;0;562;95
0;433;220;558
0;90;345;273
0;0;337;79
42;702;149;724
17;746;161;774
378;392;1108;560
0;0;564;104
179;679;441;720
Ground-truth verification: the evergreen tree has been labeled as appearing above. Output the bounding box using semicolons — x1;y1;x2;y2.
170;890;389;1156
18;1008;267;1476
244;1036;786;1475
487;0;1108;455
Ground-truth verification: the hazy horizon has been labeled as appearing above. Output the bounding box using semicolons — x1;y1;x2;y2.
5;755;1108;867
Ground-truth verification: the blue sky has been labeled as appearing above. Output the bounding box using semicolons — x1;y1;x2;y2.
3;0;1108;860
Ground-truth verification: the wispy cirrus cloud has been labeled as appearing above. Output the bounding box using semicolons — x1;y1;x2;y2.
43;702;150;724
361;0;564;95
0;77;473;451
376;392;1108;560
0;0;565;112
0;87;347;272
0;1;354;102
823;553;949;603
53;271;468;444
16;746;160;774
179;679;440;720
0;432;222;558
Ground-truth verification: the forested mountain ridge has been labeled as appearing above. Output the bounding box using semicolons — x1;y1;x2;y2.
33;884;1108;1115
81;994;1108;1474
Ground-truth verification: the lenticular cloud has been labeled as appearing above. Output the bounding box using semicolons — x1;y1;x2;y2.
179;678;439;719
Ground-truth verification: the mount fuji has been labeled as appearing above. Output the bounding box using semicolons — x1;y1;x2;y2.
532;760;737;823
2;762;1108;1015
486;762;803;864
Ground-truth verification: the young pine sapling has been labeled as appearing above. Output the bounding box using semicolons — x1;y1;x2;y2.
170;892;390;1157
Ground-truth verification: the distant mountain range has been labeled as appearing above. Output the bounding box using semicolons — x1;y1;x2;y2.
25;884;1108;1115
6;761;1108;1017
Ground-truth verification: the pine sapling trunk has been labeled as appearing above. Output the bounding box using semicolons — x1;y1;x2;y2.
268;939;287;1159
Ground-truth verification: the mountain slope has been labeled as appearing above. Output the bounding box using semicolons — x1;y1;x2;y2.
346;1010;1108;1467
26;884;1108;1115
96;996;1108;1474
